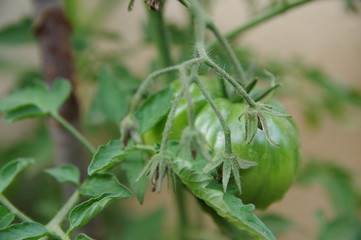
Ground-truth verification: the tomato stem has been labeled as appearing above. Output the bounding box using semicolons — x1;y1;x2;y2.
160;87;185;153
180;67;196;129
194;77;233;154
52;113;97;155
205;58;257;108
207;22;247;86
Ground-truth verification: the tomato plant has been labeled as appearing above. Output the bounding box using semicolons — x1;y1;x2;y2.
0;0;360;240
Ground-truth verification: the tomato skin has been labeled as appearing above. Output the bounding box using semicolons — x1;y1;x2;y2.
142;77;223;145
195;98;300;209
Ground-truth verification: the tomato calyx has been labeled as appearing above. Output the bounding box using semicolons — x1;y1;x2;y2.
137;153;176;192
239;102;291;145
204;152;257;193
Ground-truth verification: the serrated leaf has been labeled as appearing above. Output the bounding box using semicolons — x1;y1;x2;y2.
95;68;128;123
44;164;80;185
75;233;95;240
0;18;35;45
80;173;133;197
135;87;173;134
0;158;34;193
0;206;15;230
171;154;276;240
0;222;53;240
122;151;147;204
68;193;132;233
0;78;71;120
88;140;134;175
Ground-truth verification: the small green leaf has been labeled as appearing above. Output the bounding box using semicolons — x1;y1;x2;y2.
4;105;47;123
0;222;53;240
75;233;95;240
135;87;173;134
68;193;132;233
0;78;71;120
0;18;34;45
88;140;134;175
44;165;80;185
0;158;34;193
80;173;133;197
243;110;258;144
95;68;128;123
0;206;15;229
122;151;147;204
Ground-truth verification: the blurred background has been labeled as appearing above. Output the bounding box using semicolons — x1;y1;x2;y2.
0;0;360;240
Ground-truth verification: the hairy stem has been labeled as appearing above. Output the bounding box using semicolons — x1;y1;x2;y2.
52;114;96;155
160;87;185;153
207;22;247;86
188;0;256;107
205;58;257;108
129;58;203;114
180;67;195;128
0;194;33;222
194;77;232;154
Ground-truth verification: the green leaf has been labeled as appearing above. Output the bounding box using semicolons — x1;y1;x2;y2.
135;87;173;134
75;233;95;240
0;222;53;240
0;206;15;230
298;161;359;218
4;106;47;123
0;78;71;120
122;151;147;204
0;158;34;193
260;214;294;236
171;151;276;240
80;173;133;197
0;18;35;45
88;140;134;175
68;193;132;233
95;68;128;123
44;165;80;185
122;209;164;240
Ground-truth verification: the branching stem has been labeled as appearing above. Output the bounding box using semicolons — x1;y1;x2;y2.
46;190;80;231
129;57;204;114
207;22;247;86
194;77;232;154
180;67;195;128
0;194;33;222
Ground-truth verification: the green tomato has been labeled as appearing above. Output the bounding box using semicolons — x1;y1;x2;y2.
195;98;300;209
142;76;223;145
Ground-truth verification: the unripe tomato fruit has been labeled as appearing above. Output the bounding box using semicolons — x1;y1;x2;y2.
195;98;300;209
142;77;300;209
